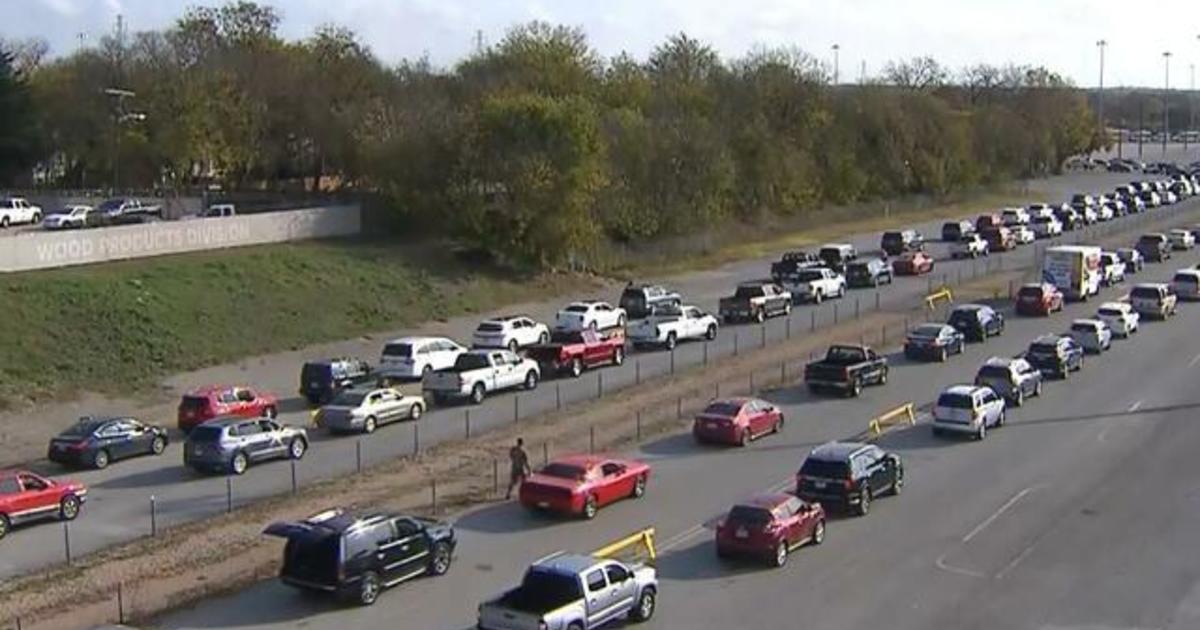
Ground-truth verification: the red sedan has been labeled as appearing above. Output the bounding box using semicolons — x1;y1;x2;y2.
892;251;936;276
178;385;279;432
0;470;87;540
519;455;650;519
692;397;784;446
1015;282;1064;316
715;493;826;567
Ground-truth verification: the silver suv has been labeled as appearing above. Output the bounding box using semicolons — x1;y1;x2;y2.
184;417;308;475
974;357;1043;407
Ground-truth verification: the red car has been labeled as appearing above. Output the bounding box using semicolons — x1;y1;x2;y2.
715;493;825;567
692;397;784;446
976;213;1003;231
981;226;1017;252
1016;283;1064;316
525;329;626;378
892;251;936;276
519;454;650;519
0;470;87;540
177;385;279;432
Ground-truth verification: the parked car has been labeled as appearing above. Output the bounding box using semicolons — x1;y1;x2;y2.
903;323;966;362
1171;269;1200;301
618;284;682;320
1011;225;1036;244
195;203;236;218
1139;190;1162;208
1026;203;1058;220
1030;215;1064;239
942;220;974;242
948;304;1005;341
891;251;936;275
471;315;551;352
378;336;467;381
1054;205;1082;231
1098;252;1127;286
0;470;87;540
1116;247;1145;273
1068;319;1113;353
974;357;1043;407
804;344;889;397
527;329;627;378
1095;203;1115;222
845;258;894;288
817;243;858;273
318;387;426;434
183;417;308;475
1001;207;1032;226
1070;193;1096;214
932;385;1006;440
47;416;168;469
422;349;540;404
1169;228;1196;251
795;442;903;516
1136;233;1172;263
264;507;455;606
976;213;1003;232
554;301;627;332
299;358;373;405
780;266;846;303
1024;334;1085;379
0;197;43;228
95;197;161;220
628;305;718;350
1015;283;1064;316
981;226;1017;252
880;229;924;256
41;205;92;230
770;251;821;280
692;397;784;446
1096;301;1140;337
519;455;650;519
715;493;825;567
177;385;278;432
950;233;989;259
477;552;657;630
718;281;792;323
1129;282;1178;319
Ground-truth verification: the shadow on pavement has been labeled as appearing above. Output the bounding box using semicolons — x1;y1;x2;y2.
94;464;199;490
656;538;769;582
454;498;581;534
157;581;335;628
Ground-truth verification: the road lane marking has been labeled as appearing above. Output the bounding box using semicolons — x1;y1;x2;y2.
1129;400;1144;412
1190;353;1200;368
994;540;1038;579
962;486;1040;544
934;552;986;579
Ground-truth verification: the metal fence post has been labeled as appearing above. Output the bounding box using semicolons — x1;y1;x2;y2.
834;303;839;324
760;324;766;348
589;426;596;453
882;324;887;346
676;396;683;419
749;372;755;392
63;521;72;565
543;441;549;466
556;383;562;409
431;479;437;513
465;409;472;438
226;477;233;513
117;582;125;624
150;495;157;537
597;372;604;397
786;318;791;339
875;291;881;311
513;395;519;423
670;349;676;374
855;297;861;319
636;360;642;384
1008;279;1014;299
413;423;420;456
356;440;363;473
811;310;817;331
780;361;786;383
636;410;642;440
703;343;709;365
493;458;499;496
734;335;739;356
290;459;297;494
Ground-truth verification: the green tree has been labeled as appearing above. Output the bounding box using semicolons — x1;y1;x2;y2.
0;47;41;184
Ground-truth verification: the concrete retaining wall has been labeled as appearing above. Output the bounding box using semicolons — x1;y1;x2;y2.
0;204;361;273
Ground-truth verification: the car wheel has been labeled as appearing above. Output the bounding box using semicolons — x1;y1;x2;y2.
630;588;657;622
855;488;872;516
583;495;599;520
632;475;647;498
422;365;432;378
613;346;625;366
92;449;110;470
289;438;307;459
812;519;826;545
705;325;717;341
891;469;905;496
508;339;519;353
358;571;381;606
773;416;784;433
617;315;626;328
470;383;486;404
850;380;862;397
665;333;677;351
570;358;583;378
976;422;987;441
1013;390;1024;407
231;452;249;475
755;308;766;323
409;403;423;421
813;291;823;305
838;286;846;298
939;347;948;362
427;541;452;576
263;406;277;420
0;217;8;229
879;369;888;385
783;301;792;316
996;410;1006;427
364;416;378;434
738;430;749;447
524;370;539;390
151;436;166;455
588;320;598;331
772;541;789;568
1034;381;1043;397
0;514;9;540
538;332;549;344
59;494;81;521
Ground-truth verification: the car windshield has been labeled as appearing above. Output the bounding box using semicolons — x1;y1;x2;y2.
189;425;225;443
330;391;368;406
180;396;211;412
1070;323;1094;333
826;346;866;363
1018;287;1042;298
564;305;589;313
1174;274;1197;284
734;286;765;299
476;322;504;333
382;343;413;358
98;199;124;211
909;325;944;338
453;354;491;370
1097;308;1123;317
977;366;1011;380
1028;343;1059;357
795;270;825;282
726;505;774;526
540;463;587;480
937;393;975;408
1130;287;1161;300
847;263;869;275
301;363;332;383
703;402;744;417
799;458;850;479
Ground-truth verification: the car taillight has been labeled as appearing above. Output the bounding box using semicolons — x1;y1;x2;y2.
843;478;855;490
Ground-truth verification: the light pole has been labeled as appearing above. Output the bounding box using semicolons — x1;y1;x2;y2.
832;44;840;85
104;87;144;192
1164;51;1172;157
1188;62;1195;151
1097;40;1107;147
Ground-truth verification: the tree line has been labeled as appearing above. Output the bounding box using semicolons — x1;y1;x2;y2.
0;2;1103;268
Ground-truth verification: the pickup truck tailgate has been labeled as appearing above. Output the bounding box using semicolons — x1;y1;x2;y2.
806;364;850;382
423;371;463;391
478;603;546;630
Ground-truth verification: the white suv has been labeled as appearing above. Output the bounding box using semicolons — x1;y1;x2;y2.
950;234;989;259
932;384;1006;440
1169;229;1196;250
1095;302;1139;337
1068;319;1113;353
379;336;467;380
471;316;550;352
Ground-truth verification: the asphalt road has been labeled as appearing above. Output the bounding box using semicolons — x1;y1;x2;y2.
151;207;1200;630
2;172;1198;581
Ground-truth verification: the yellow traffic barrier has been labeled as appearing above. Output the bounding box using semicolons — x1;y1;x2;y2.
310;408;322;429
593;527;657;565
924;287;953;310
868;403;917;438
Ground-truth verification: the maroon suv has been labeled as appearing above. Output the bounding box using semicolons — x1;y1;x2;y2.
716;493;825;567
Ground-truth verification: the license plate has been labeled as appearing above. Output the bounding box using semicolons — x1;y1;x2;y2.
735;527;748;539
706;421;717;429
537;501;549;508
813;480;826;489
193;447;203;455
310;381;320;388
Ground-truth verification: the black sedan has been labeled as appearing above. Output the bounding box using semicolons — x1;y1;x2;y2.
48;416;169;469
947;304;1005;342
903;323;966;362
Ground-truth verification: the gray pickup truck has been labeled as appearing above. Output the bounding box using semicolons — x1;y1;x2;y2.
477;553;657;630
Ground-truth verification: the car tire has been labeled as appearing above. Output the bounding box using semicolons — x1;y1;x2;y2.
364;416;378;434
151;436;167;455
508;339;519;353
996;410;1006;427
570;358;583;378
1034;382;1042;397
568;623;585;630
470;383;486;405
0;217;8;229
613;347;625;366
289;438;307;460
939;347;948;362
849;380;862;397
976;422;987;441
813;291;823;305
705;325;717;341
0;514;9;540
422;365;432;378
524;370;539;391
812;519;826;545
427;541;452;576
538;332;549;344
891;469;904;496
617;315;627;328
738;430;749;447
263;406;277;420
632;475;647;498
772;542;789;568
838;286;846;298
409;403;423;421
855;488;872;516
665;333;677;351
588;320;598;331
755;308;766;323
1013;390;1024;407
358;571;380;606
92;449;110;469
59;494;81;521
783;301;792;316
879;369;888;385
230;452;249;475
773;416;784;433
630;587;657;622
583;495;599;520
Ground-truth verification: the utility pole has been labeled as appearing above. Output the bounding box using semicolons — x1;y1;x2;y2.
1138;96;1145;159
832;44;840;85
1097;40;1107;146
1164;51;1172;157
860;60;866;84
1189;63;1195;151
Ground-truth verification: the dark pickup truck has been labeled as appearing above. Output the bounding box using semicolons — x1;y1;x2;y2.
718;281;792;324
804;344;889;397
526;329;626;378
770;251;821;281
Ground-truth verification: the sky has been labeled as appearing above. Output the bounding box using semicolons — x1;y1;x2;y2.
4;0;1200;89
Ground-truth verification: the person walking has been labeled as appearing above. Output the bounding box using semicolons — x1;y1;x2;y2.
506;438;531;500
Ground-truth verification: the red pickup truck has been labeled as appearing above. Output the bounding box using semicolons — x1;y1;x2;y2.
0;470;88;540
526;329;626;378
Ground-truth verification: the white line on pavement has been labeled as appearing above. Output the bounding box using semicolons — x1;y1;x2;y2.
962;485;1041;544
1129;400;1144;412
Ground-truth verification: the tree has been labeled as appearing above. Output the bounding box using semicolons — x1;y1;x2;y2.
884;56;948;91
0;47;41;184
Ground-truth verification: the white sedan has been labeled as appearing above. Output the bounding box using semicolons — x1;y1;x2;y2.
42;205;93;230
1068;319;1113;353
554;301;627;332
471;315;550;352
1095;302;1139;338
1012;225;1036;245
1030;216;1063;239
1168;229;1195;250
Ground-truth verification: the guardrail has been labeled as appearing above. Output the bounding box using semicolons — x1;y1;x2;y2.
868;402;917;438
593;527;658;564
924;287;953;310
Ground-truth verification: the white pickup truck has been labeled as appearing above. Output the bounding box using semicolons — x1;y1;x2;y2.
423;349;540;404
0;197;43;228
779;267;846;304
628;305;718;350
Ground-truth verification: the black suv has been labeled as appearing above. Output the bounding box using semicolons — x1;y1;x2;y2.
1136;233;1172;263
1024;334;1084;379
795;442;903;516
300;358;374;405
941;220;974;242
947;304;1005;342
845;259;894;288
619;283;682;319
265;508;456;606
880;230;924;257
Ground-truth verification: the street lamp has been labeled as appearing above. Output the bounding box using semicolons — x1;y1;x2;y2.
1163;51;1172;157
832;44;840;85
1097;40;1107;146
104;87;143;192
